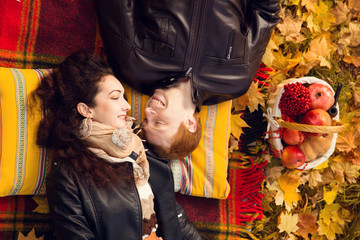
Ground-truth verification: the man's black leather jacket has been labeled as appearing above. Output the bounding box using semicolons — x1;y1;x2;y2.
95;0;280;107
46;152;203;240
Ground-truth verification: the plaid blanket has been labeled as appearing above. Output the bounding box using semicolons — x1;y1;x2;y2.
0;155;266;240
0;0;266;239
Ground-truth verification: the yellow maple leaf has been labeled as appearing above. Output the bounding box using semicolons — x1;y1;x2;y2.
303;12;322;33
271;51;302;82
246;81;266;112
303;37;332;68
276;10;306;42
332;153;347;163
230;113;250;139
318;220;343;240
278;172;301;208
323;181;339;205
32;196;50;214
313;159;329;170
287;0;300;6
232;81;266;113
17;229;44;240
318;203;351;240
278;211;299;234
262;34;279;67
312;1;336;31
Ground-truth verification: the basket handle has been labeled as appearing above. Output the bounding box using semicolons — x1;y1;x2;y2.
276;118;346;133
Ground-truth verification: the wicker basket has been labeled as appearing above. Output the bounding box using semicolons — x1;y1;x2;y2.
264;77;345;170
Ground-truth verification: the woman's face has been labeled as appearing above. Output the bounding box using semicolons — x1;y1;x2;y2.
90;75;131;129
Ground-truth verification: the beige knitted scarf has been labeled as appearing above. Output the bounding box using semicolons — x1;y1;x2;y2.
81;120;158;237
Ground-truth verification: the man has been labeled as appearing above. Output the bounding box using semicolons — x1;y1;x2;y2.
95;0;280;158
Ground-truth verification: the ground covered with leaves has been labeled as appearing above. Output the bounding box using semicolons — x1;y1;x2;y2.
232;0;360;239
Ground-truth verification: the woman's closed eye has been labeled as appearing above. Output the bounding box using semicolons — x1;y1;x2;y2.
154;121;163;126
110;94;124;101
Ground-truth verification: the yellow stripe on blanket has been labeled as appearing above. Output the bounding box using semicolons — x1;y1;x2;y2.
0;68;49;196
123;84;231;199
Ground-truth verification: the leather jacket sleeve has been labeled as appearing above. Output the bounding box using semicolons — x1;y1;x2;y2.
246;0;280;63
175;201;204;240
46;162;96;240
146;148;203;239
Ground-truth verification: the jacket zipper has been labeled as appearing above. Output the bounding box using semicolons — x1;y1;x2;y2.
226;29;236;60
129;164;143;240
184;0;209;104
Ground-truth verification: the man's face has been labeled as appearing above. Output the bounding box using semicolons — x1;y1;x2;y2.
142;83;194;148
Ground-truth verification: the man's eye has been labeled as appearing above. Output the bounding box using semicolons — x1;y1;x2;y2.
111;97;119;100
155;121;162;126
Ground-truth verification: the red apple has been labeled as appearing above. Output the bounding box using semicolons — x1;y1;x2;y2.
282;128;306;145
301;109;332;137
308;83;335;111
281;146;306;169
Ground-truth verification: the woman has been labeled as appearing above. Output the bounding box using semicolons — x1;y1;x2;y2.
34;51;202;240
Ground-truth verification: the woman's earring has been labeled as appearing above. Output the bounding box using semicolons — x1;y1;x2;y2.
77;117;92;139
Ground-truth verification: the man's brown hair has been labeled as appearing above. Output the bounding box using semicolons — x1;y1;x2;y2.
149;112;202;159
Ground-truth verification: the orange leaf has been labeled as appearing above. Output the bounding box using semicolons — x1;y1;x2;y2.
348;0;360;12
303;37;332;68
336;123;360;153
343;55;360;67
330;1;349;25
297;213;318;240
276;10;306;42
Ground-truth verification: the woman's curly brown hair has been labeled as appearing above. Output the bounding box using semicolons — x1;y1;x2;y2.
33;51;130;186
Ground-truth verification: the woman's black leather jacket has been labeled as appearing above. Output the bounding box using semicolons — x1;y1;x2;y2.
46;152;203;240
95;0;280;107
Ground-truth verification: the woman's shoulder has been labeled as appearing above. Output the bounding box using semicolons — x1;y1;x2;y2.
46;159;78;185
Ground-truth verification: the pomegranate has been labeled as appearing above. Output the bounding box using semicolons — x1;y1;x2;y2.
301;109;332;137
308;83;335;111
